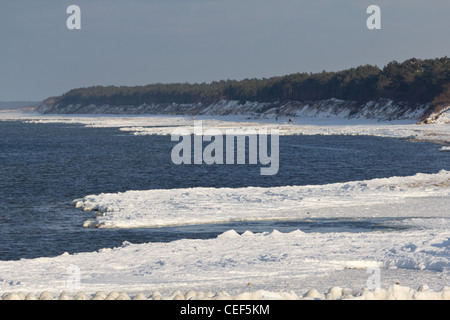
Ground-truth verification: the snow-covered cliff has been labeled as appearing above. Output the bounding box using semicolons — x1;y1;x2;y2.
36;98;438;122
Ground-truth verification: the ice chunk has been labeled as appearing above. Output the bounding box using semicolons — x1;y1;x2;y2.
217;229;240;239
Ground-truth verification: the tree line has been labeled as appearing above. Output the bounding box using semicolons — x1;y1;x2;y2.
49;57;450;111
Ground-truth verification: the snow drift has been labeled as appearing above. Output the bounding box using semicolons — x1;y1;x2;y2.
0;227;448;299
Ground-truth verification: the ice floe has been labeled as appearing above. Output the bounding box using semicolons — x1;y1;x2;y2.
73;170;450;229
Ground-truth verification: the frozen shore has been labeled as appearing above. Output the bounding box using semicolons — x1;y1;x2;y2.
1;284;449;300
0;171;448;300
0;226;449;299
0;111;448;300
74;170;450;229
2;110;450;144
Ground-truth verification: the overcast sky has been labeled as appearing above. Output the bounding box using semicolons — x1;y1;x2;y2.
0;0;449;101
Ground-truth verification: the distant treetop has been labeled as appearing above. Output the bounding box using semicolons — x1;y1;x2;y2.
47;57;450;109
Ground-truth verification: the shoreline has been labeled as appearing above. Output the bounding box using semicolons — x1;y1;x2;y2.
1;283;450;300
1;110;449;144
0;111;448;300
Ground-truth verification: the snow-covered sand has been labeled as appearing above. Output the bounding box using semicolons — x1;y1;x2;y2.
0;111;449;300
0;226;449;300
2;109;450;144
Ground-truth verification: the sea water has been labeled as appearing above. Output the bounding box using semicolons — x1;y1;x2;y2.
0;121;448;260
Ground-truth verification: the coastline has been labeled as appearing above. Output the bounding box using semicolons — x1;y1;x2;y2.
1;110;450;144
0;110;448;300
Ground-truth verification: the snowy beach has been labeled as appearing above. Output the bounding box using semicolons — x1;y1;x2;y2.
2;108;450;144
0;111;449;300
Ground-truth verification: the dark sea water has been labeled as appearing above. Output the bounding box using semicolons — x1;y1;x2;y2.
0;121;448;261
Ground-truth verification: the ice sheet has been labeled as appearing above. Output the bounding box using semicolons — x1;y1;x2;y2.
0;111;448;299
74;171;450;229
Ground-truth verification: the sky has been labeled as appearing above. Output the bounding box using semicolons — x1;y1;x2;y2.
0;0;449;101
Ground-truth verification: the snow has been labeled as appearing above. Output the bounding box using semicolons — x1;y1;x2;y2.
2;110;449;144
35;98;433;123
73;170;450;229
0;227;449;299
0;110;449;300
0;171;448;300
428;106;450;125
